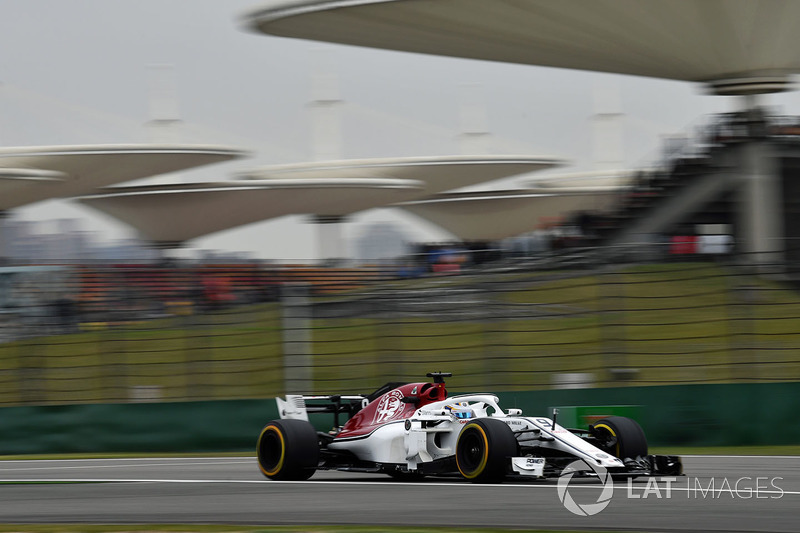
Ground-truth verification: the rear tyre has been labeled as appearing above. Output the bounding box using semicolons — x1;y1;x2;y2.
257;419;319;480
591;416;648;461
455;418;518;483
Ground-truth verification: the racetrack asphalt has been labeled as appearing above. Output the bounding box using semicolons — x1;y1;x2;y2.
0;455;798;532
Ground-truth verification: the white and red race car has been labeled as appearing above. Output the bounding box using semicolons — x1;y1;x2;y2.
257;373;682;482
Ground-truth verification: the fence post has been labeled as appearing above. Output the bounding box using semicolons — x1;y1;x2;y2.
480;277;507;391
281;284;313;394
726;268;757;382
372;284;404;383
598;265;629;386
16;324;42;405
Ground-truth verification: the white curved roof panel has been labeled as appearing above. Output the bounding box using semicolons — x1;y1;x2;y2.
239;154;564;194
399;187;623;240
0;144;247;210
78;178;423;244
0;168;65;198
245;0;800;93
529;169;636;189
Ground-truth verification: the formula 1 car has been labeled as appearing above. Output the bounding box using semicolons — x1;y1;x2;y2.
257;373;682;482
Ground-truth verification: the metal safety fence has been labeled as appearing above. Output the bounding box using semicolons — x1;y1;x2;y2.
2;252;800;406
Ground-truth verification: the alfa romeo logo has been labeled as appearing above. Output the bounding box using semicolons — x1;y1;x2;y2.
373;390;404;424
556;460;614;516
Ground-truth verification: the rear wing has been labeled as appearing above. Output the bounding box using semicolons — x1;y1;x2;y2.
277;394;369;427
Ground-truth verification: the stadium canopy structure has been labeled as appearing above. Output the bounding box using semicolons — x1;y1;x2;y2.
77;154;563;249
78;178;424;247
0;144;247;211
0;168;67;198
244;0;800;96
399;186;623;241
531;169;636;189
244;0;800;264
238;155;563;195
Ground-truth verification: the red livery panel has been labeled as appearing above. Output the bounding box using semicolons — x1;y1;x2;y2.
336;381;447;439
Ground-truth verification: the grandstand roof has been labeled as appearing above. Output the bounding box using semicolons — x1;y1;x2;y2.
78;178;424;245
239;155;564;194
77;155;560;245
0;168;66;198
0;144;247;210
529;169;636;189
399;186;623;240
244;0;800;94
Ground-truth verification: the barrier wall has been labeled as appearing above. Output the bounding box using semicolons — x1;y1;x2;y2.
1;381;798;455
0;399;278;455
497;382;800;446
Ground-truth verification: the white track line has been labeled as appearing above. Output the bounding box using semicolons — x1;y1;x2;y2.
682;455;800;459
0;457;253;463
0;455;794;463
0;461;252;472
0;478;798;496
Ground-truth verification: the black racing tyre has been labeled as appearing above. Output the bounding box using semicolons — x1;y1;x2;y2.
257;419;319;480
455;418;518;483
591;416;648;461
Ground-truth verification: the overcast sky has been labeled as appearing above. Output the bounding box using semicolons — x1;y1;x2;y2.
2;1;800;261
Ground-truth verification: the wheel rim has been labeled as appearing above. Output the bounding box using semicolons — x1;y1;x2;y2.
457;424;488;478
593;423;619;458
257;426;285;476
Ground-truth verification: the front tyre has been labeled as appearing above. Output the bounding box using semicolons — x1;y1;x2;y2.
591;416;648;461
257;419;319;480
455;418;518;483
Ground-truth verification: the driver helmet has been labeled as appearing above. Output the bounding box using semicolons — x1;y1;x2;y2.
445;401;475;420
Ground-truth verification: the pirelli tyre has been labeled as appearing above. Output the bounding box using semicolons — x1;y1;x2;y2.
591;416;648;461
455;418;518;483
257;419;319;481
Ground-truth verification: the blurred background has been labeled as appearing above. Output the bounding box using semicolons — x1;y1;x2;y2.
2;0;800;453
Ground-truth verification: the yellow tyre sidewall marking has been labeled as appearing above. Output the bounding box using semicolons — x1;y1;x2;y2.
258;425;285;477
594;423;619;458
457;423;489;479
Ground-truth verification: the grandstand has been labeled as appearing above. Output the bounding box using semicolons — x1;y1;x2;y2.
245;0;800;269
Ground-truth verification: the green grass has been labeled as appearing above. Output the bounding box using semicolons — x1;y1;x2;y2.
309;263;800;393
3;262;800;405
0;303;284;405
0;481;106;485
0;523;647;533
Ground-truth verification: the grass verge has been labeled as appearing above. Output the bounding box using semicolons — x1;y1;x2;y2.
0;524;630;533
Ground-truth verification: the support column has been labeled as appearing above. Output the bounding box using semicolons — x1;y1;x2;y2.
147;240;185;264
737;141;783;268
0;210;8;264
311;214;347;264
281;284;312;394
458;83;491;154
144;64;185;186
591;76;624;171
309;50;342;162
